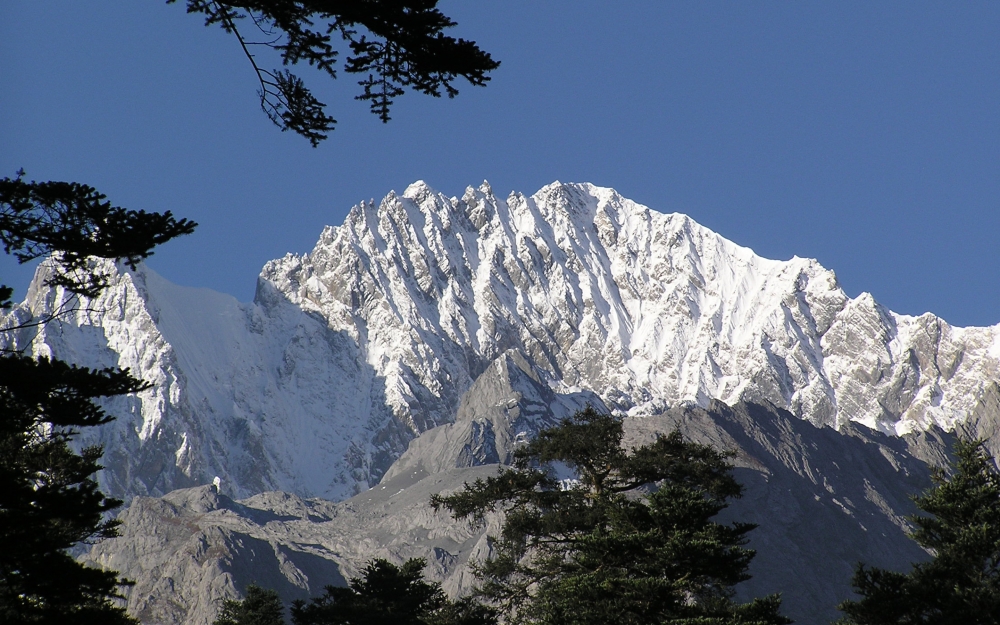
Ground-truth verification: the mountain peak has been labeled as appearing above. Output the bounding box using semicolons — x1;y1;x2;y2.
7;181;999;502
403;179;434;200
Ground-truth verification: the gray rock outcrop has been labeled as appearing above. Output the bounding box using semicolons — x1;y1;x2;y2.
383;349;606;481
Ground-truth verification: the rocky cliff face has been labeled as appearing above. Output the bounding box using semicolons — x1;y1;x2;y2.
5;181;999;503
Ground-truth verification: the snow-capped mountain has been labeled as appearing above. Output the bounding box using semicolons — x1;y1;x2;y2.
5;181;999;501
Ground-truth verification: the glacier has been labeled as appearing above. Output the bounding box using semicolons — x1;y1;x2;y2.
4;180;999;502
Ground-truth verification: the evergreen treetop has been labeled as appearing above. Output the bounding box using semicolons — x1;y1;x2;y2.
431;406;791;625
838;438;1000;625
0;171;195;308
290;558;496;625
214;585;287;625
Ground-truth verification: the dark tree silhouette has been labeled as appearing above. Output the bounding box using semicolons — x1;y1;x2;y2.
0;170;195;312
431;407;791;625
172;0;500;145
291;558;496;625
0;355;148;624
0;172;195;623
213;584;287;625
838;438;1000;625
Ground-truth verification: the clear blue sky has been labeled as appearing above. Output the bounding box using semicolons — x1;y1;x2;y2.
2;2;998;327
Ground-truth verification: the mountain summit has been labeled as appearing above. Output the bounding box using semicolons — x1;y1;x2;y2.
5;181;999;501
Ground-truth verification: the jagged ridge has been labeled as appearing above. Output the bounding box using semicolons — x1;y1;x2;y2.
5;181;999;501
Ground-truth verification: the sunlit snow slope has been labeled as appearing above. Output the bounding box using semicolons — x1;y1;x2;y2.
5;181;999;501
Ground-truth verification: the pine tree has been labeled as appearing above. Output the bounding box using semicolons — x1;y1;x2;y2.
0;356;149;624
0;172;195;623
430;407;790;625
214;585;287;625
290;558;496;625
837;438;1000;625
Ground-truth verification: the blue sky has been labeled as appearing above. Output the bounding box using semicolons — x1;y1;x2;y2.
2;1;998;326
